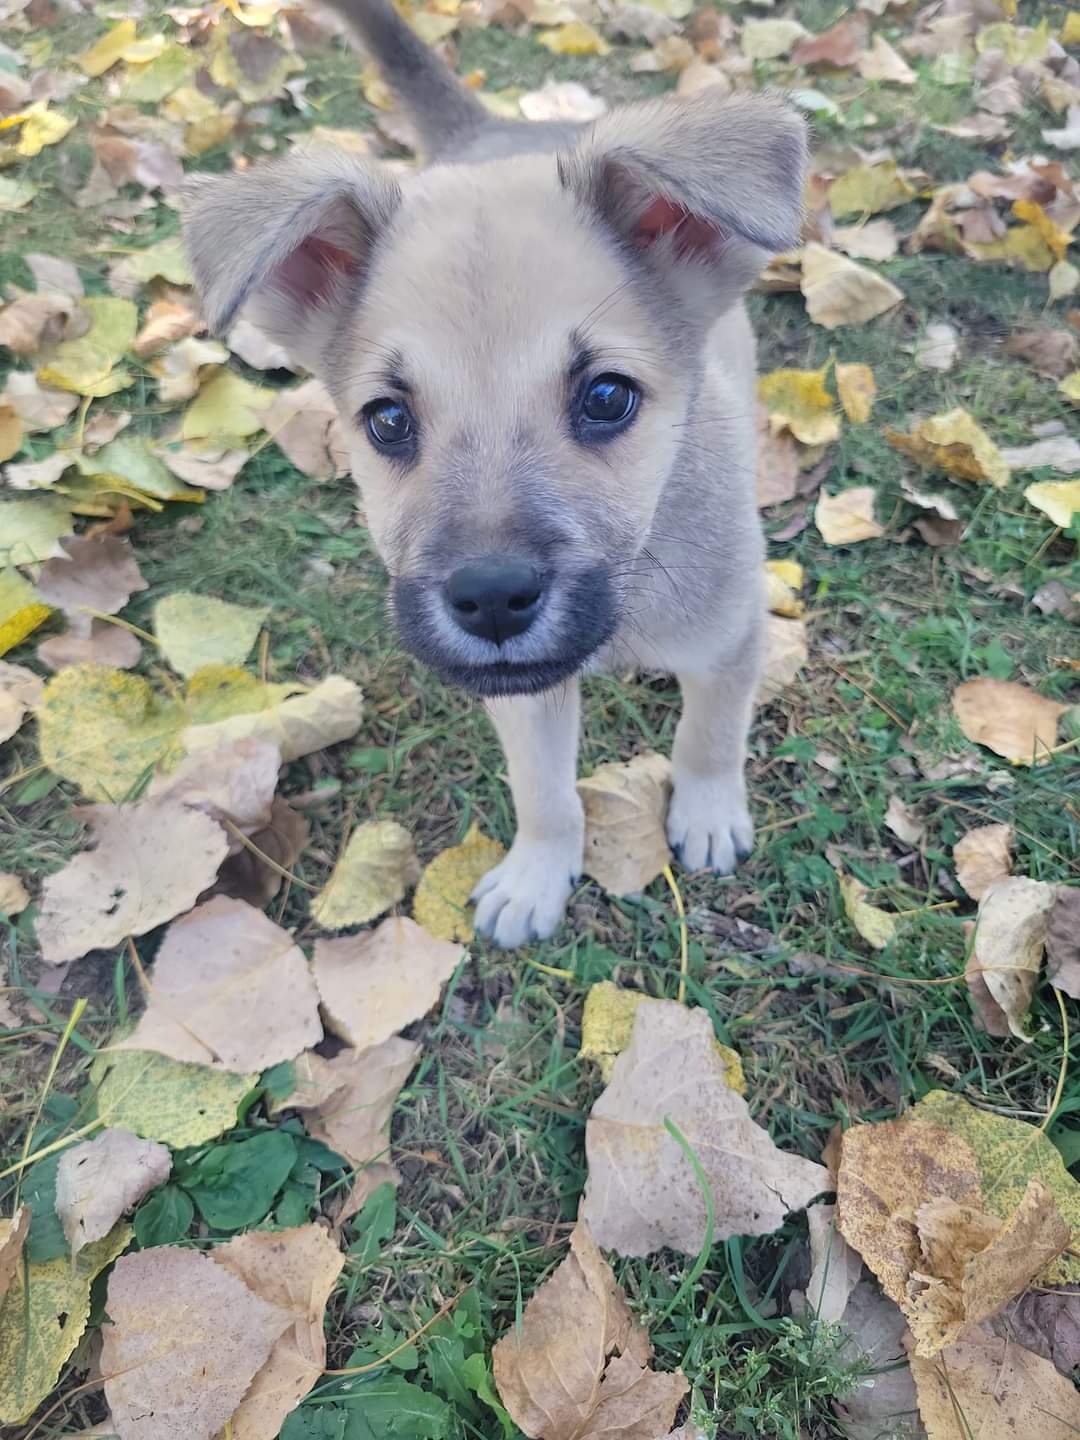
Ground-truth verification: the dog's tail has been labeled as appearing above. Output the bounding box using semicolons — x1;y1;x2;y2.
318;0;491;154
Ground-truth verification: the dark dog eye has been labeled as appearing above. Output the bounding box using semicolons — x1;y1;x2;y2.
581;374;638;427
364;398;414;450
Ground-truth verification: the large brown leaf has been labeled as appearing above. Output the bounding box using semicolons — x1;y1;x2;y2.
577;751;672;896
582;1001;827;1255
278;1037;419;1169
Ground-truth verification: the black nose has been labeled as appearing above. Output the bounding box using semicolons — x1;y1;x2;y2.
444;559;543;644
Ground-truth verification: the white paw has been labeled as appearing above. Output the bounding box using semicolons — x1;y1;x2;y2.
470;836;581;947
667;775;754;874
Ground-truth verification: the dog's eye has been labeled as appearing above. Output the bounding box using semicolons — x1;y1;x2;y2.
581;374;638;427
364;398;414;450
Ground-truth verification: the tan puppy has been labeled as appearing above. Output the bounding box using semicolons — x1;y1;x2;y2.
183;0;807;946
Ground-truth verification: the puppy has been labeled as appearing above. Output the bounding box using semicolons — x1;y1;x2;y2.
183;0;807;947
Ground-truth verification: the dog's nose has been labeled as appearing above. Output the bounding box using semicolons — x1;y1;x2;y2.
444;559;543;644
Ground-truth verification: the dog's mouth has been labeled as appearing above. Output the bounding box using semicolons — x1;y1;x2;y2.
393;567;617;697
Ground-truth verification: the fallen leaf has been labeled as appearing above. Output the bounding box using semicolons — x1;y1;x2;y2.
35;534;146;620
102;1247;292;1440
760;613;809;698
582;1000;827;1255
1046;887;1080;999
835;362;876;422
966;877;1056;1040
1025;478;1080;530
838;870;897;948
755;402;800;506
829;160;916;218
94;1049;256;1147
1005;328;1078;379
152;592;269;677
913;321;960;371
832;219;899;261
312;821;419;930
37;618;143;672
578;751;672;895
210;1226;346;1440
1043;104;1080;150
215;794;308;908
0;873;30;916
801;243;904;328
76;19;137;76
0;1207;29;1305
857;33;916;83
282;1036;419;1169
832;1280;921;1440
629;35;696;72
519;79;606;121
209;28;303;103
954;822;1013;900
758;365;840;445
0;291;84;359
38;296;137;398
35;799;229;964
884;794;924;846
538;20;610;55
272;379;351;482
886;409;1010;488
412;823;505;942
0;569;52;657
150;335;229;403
804;1203;863;1323
134;298;203;357
108;236;192;295
816;486;884;544
155;443;251;491
179;673;364;765
578;981;649;1084
990;1287;1080;1376
765;563;803;617
1;371;79;432
4;102;74;157
182;368;276;443
55;1128;170;1257
1002;436;1080;472
952;677;1066;763
0;403;20;463
313;915;463;1049
908;1326;1080;1438
1050;259;1080;300
0;1225;131;1427
0;495;73;566
111;893;321;1067
492;1217;685;1440
741;18;807;60
0;175;39;211
0;659;43;743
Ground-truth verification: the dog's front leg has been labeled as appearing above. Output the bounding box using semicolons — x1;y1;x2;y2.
471;682;584;947
667;621;763;873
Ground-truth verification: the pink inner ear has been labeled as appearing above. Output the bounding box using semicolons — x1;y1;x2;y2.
635;196;726;261
275;234;362;307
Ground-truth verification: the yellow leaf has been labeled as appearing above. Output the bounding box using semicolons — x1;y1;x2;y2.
740;17;806;60
121;43;198;103
765;563;803;617
76;19;137;76
182;370;276;443
0;1207;29;1304
829;160;916;219
0;403;21;463
312;820;420;930
0;569;51;656
3;102;73;157
1061;371;1080;404
0;175;38;211
37;296;138;398
0;1224;132;1426
838;871;897;949
835;362;876;422
885;408;1010;488
121;34;168;64
208;29;302;103
1024;477;1080;530
1013;199;1072;262
152;592;270;677
815;486;884;545
916;1090;1080;1283
976;18;1052;64
768;559;804;591
538;21;610;55
185;111;237;156
409;9;459;42
360;61;395;110
1064;12;1080;45
221;0;283;24
801;244;904;329
93;1049;257;1146
758;365;840;446
1050;259;1080;300
971;219;1060;273
578;982;745;1090
952;677;1066;764
412;822;505;942
0;495;72;566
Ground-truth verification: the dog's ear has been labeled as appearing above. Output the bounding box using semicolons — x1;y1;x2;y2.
559;90;807;311
182;149;401;368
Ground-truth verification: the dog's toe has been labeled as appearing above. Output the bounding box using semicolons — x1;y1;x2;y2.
667;777;754;876
470;839;578;948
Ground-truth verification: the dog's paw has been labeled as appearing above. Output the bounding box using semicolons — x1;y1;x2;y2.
667;776;754;874
470;839;580;948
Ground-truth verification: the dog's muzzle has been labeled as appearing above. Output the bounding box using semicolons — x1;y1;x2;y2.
393;563;616;697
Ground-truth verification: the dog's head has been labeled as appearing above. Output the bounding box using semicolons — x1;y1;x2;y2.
184;91;806;697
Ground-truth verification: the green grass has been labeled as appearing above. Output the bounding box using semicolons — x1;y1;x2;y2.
2;1;1080;1437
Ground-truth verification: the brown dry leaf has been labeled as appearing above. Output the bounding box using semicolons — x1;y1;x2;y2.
954;822;1013;900
155;443;251;492
952;677;1066;763
832;219;899;262
792;15;867;67
178;674;364;764
912;321;960;371
0;873;30;916
102;1247;292;1440
815;486;884;544
755;402;800;508
210;1226;345;1440
0;292;84;358
412;823;505;943
884;794;924;846
215;796;308;909
835;362;875;422
804;1203;863;1323
908;1326;1080;1438
1046;887;1080;1000
966;877;1057;1040
133;298;202;357
151;337;229;403
760;613;809;699
582;1000;828;1255
990;1288;1080;1376
311;820;419;930
741;18;807;60
0;1207;29;1305
1004;327;1078;379
110;896;321;1072
492;1217;686;1440
35;535;146;618
800;243;904;328
272;379;350;482
37;618;143;672
313;915;464;1050
832;1280;921;1440
857;33;916;83
55;1128;171;1257
887;409;1010;488
36;800;229;965
0;660;43;743
284;1036;419;1169
1002;436;1080;473
578;751;672;896
147;737;281;835
1;371;79;432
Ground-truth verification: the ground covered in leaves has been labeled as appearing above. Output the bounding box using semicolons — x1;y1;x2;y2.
1;0;1080;1436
